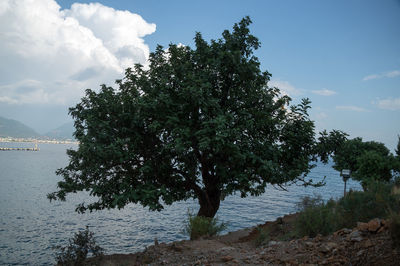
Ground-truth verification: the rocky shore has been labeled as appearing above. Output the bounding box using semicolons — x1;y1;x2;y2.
87;214;399;265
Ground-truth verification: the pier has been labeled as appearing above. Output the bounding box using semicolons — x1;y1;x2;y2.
0;147;39;151
0;141;40;151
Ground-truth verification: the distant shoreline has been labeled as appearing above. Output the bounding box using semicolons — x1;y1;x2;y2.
0;137;79;145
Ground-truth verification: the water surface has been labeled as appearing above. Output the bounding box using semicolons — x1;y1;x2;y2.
0;143;361;265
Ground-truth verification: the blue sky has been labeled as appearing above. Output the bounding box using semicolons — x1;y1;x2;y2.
1;0;399;150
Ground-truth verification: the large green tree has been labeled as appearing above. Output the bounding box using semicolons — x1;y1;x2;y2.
320;135;397;189
48;17;320;218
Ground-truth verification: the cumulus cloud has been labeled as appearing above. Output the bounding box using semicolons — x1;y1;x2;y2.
336;105;368;112
363;70;400;81
269;79;301;96
375;97;400;111
0;0;156;105
311;89;336;96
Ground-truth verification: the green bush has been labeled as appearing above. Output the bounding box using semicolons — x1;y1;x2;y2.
295;185;400;238
254;227;270;246
54;226;104;265
183;212;227;240
295;196;338;237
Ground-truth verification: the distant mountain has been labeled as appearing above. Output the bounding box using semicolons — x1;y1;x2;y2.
45;121;75;140
0;116;41;138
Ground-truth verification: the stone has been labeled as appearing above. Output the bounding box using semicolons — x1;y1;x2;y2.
314;234;323;242
348;230;363;242
363;239;373;248
356;250;365;257
333;228;352;237
217;246;235;253
367;218;381;232
268;240;280;246
377;226;387;233
221;255;234;262
301;235;309;241
319;242;338;253
357;222;369;231
304;241;314;248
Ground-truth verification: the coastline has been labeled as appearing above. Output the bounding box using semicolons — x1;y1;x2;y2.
86;213;399;265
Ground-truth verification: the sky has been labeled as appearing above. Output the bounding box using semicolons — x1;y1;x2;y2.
0;0;399;151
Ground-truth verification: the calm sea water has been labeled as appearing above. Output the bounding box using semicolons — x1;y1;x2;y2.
0;143;361;265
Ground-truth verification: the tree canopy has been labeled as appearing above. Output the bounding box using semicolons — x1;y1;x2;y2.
48;17;322;218
319;134;399;188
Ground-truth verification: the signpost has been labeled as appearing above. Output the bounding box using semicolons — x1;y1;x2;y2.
340;169;351;196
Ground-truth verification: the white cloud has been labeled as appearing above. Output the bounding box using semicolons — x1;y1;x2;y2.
269;79;301;96
375;97;400;111
363;70;400;81
311;88;336;96
0;0;156;105
336;105;368;112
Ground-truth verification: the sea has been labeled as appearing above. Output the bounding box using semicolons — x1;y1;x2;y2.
0;142;361;265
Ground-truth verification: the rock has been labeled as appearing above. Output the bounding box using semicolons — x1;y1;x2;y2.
357;222;369;231
221;255;234;262
319;242;338;253
217;246;235;253
268;240;280;246
356;250;365;257
377;226;387;233
314;234;323;242
170;243;183;252
367;218;381;232
301;235;309;241
348;230;363;242
333;228;352;237
304;241;314;248
363;239;373;248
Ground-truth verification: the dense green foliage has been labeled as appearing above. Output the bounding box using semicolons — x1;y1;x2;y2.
54;227;103;265
318;132;400;188
48;17;323;218
183;212;227;240
295;182;400;237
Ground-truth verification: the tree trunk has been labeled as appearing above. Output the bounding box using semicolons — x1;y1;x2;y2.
196;189;221;218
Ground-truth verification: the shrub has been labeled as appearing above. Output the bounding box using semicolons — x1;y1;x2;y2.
254;227;270;247
295;196;337;237
183;212;227;240
54;226;104;265
295;184;400;238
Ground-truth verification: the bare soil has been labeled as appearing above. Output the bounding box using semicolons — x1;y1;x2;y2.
87;213;400;265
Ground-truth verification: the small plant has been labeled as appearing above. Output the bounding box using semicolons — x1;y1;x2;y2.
254;227;270;246
183;211;227;240
54;226;104;265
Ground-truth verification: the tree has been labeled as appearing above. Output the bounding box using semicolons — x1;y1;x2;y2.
48;17;320;218
328;137;395;189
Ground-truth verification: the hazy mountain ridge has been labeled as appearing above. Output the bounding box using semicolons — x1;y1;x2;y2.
44;121;74;140
0;116;40;138
0;116;74;140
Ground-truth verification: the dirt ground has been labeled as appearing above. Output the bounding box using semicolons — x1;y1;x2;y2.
87;213;400;265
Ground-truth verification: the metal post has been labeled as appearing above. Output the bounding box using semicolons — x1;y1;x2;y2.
341;169;350;197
